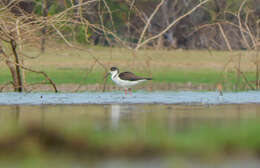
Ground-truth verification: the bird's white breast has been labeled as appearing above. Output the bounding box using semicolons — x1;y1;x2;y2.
111;75;145;88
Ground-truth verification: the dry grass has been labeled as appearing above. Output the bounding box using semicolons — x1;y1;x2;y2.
23;44;256;73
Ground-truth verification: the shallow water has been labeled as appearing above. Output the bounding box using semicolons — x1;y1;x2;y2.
0;91;260;105
1;103;260;130
1;92;260;168
2;102;260;168
1;103;260;168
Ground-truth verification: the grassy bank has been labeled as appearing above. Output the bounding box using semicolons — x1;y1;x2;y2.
0;45;258;91
0;68;229;84
0;67;256;91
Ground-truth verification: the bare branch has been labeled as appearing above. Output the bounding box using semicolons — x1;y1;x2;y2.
237;0;251;49
0;0;20;12
51;24;74;47
218;23;232;51
21;66;58;93
135;0;211;50
137;0;165;46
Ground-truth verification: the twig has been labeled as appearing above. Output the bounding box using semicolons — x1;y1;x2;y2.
51;24;73;47
137;0;165;46
98;1;112;46
244;9;257;49
218;23;232;51
235;66;255;90
134;0;211;50
0;0;21;12
237;0;251;49
0;81;14;92
0;53;58;92
102;0;115;32
22;67;58;93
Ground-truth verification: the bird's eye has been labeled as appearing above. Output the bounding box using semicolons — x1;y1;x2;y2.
110;67;117;71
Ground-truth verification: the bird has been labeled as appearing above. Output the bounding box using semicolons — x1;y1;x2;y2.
216;83;223;96
105;67;152;95
216;83;223;102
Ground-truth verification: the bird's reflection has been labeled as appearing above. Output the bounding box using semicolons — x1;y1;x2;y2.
110;104;134;129
0;104;258;132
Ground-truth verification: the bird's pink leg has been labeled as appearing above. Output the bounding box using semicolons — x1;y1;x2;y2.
124;88;127;96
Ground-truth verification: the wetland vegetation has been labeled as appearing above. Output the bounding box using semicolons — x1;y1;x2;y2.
1;0;260;167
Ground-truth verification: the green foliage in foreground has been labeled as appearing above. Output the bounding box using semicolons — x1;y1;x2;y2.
0;120;260;164
64;120;260;156
0;68;257;89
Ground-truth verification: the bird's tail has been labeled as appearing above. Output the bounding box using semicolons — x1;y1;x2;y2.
145;78;152;80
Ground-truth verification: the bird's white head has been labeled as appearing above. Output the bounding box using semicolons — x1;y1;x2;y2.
109;67;119;78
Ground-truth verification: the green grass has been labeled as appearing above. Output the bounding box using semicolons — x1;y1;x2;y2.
0;45;259;91
152;69;224;84
0;67;257;87
29;69;103;84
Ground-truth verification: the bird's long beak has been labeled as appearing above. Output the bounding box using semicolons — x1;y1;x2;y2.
104;72;110;79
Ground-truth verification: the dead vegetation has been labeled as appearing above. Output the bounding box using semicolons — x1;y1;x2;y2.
205;0;260;90
0;1;58;92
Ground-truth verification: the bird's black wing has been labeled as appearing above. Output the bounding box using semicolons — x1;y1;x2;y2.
119;72;152;81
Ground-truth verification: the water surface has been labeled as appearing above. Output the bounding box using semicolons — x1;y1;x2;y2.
1;103;260;130
1;92;260;168
0;91;260;105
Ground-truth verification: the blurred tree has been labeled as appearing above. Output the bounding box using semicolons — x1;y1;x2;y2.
2;0;259;49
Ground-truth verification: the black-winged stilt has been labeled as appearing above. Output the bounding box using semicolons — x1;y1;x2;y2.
106;67;152;95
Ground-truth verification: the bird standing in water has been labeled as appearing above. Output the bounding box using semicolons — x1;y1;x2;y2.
217;83;223;96
216;83;224;102
106;67;152;95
